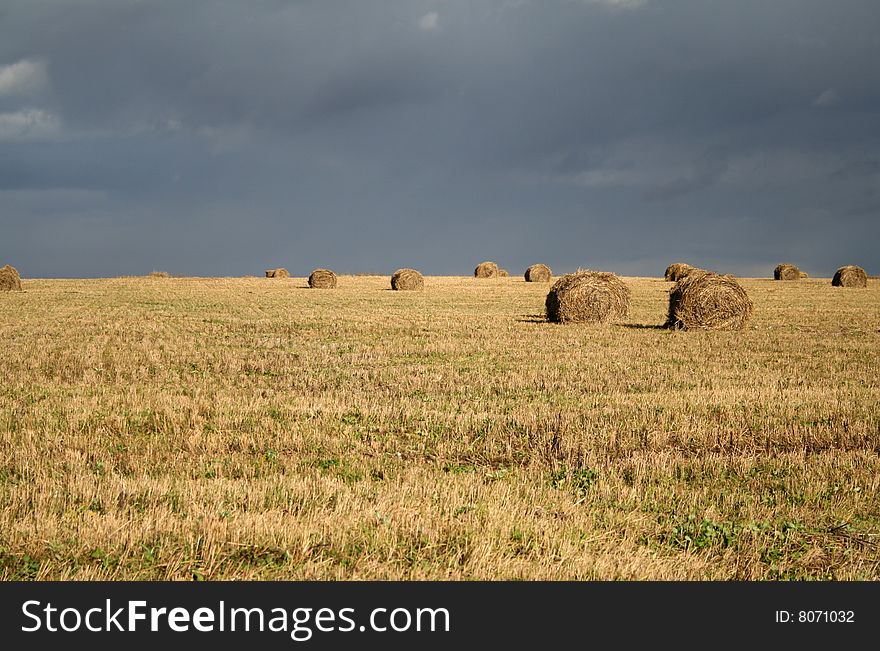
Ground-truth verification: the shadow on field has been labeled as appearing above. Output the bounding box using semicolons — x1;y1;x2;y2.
620;323;667;330
515;314;547;323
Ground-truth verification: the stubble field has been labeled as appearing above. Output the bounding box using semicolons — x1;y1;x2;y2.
1;274;878;579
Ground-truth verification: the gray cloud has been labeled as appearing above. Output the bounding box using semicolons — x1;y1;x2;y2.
0;0;878;278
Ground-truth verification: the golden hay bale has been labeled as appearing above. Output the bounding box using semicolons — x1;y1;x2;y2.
148;270;170;278
664;262;697;282
774;263;801;280
545;270;630;324
799;271;809;279
666;271;753;331
525;263;552;282
0;265;22;291
832;265;867;288
498;268;510;277
474;261;499;278
308;268;337;289
265;268;290;278
391;268;424;291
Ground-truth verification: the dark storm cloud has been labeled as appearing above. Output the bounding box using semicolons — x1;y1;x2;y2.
1;0;879;277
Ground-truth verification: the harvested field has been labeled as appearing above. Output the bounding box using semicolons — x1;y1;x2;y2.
1;275;879;580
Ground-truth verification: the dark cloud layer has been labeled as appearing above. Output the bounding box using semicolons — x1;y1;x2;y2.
1;0;878;277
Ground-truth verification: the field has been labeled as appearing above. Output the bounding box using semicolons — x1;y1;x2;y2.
1;274;879;580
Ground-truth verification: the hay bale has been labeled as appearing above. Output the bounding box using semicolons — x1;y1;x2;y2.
525;263;552;282
666;271;752;331
265;268;290;278
774;263;801;281
832;265;867;288
148;270;170;278
0;265;22;291
498;268;510;277
664;262;696;282
799;271;809;279
308;268;337;289
474;261;499;278
391;268;424;291
545;270;630;324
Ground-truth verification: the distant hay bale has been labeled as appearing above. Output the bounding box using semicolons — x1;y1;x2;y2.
832;265;867;288
265;268;290;278
308;268;337;289
799;271;809;279
148;270;170;278
666;271;753;331
525;263;552;282
0;265;22;291
391;268;424;291
774;263;801;281
498;268;510;277
664;262;696;282
545;270;630;324
474;261;499;278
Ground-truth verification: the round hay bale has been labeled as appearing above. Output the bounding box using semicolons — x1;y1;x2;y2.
545;270;630;324
265;268;290;278
308;268;337;289
799;271;809;279
774;263;801;281
832;265;867;288
0;265;22;292
525;263;552;282
664;262;696;282
498;268;510;277
148;270;170;278
391;268;424;291
474;261;499;278
666;271;752;331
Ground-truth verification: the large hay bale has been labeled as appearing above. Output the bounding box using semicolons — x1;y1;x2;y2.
545;270;630;324
832;265;867;288
474;261;499;278
498;268;510;277
525;263;552;282
666;271;752;331
391;268;424;291
308;268;337;289
0;265;22;291
664;262;696;282
265;268;290;278
774;263;801;281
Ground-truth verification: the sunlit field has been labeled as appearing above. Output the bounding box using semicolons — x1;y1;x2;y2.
1;274;878;579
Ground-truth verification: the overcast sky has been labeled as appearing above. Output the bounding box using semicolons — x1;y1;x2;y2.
1;0;878;278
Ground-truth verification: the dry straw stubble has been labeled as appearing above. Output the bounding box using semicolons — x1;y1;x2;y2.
391;268;424;291
832;265;867;288
774;264;801;281
666;271;753;331
525;263;552;282
308;269;338;289
545;270;630;324
0;264;22;291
